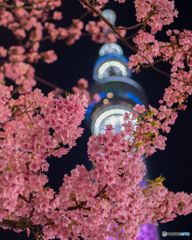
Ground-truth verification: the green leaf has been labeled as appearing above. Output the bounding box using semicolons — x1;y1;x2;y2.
6;165;11;171
149;111;153;117
137;117;141;122
154;174;165;183
146;179;152;183
43;185;50;194
144;132;151;137
135;142;143;147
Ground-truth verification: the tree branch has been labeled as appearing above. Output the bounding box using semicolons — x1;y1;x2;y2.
0;218;40;230
34;75;67;94
115;10;154;31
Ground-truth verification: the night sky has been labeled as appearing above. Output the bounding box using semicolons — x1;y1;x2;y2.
1;0;192;239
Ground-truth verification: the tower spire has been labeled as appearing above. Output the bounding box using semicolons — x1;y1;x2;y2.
101;9;116;26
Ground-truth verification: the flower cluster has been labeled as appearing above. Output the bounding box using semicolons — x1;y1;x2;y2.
85;20;126;43
0;87;192;239
72;78;101;104
134;0;178;34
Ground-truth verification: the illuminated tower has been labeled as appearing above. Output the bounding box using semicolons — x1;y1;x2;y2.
85;41;147;135
85;10;160;240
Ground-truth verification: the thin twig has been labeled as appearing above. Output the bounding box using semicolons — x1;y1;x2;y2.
23;36;51;49
34;75;66;94
11;85;23;96
66;10;89;30
19;194;30;204
78;10;89;21
115;11;154;31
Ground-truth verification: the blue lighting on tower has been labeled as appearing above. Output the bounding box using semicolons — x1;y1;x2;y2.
85;92;142;120
127;92;143;105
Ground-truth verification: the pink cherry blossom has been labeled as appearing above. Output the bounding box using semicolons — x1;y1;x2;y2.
133;104;146;113
0;0;191;239
53;11;63;20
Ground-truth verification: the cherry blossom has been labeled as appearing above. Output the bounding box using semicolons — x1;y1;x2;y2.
0;0;192;239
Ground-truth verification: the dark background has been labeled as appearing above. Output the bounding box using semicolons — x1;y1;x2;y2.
1;0;192;239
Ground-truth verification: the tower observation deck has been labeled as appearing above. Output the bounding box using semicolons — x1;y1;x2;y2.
85;42;148;135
